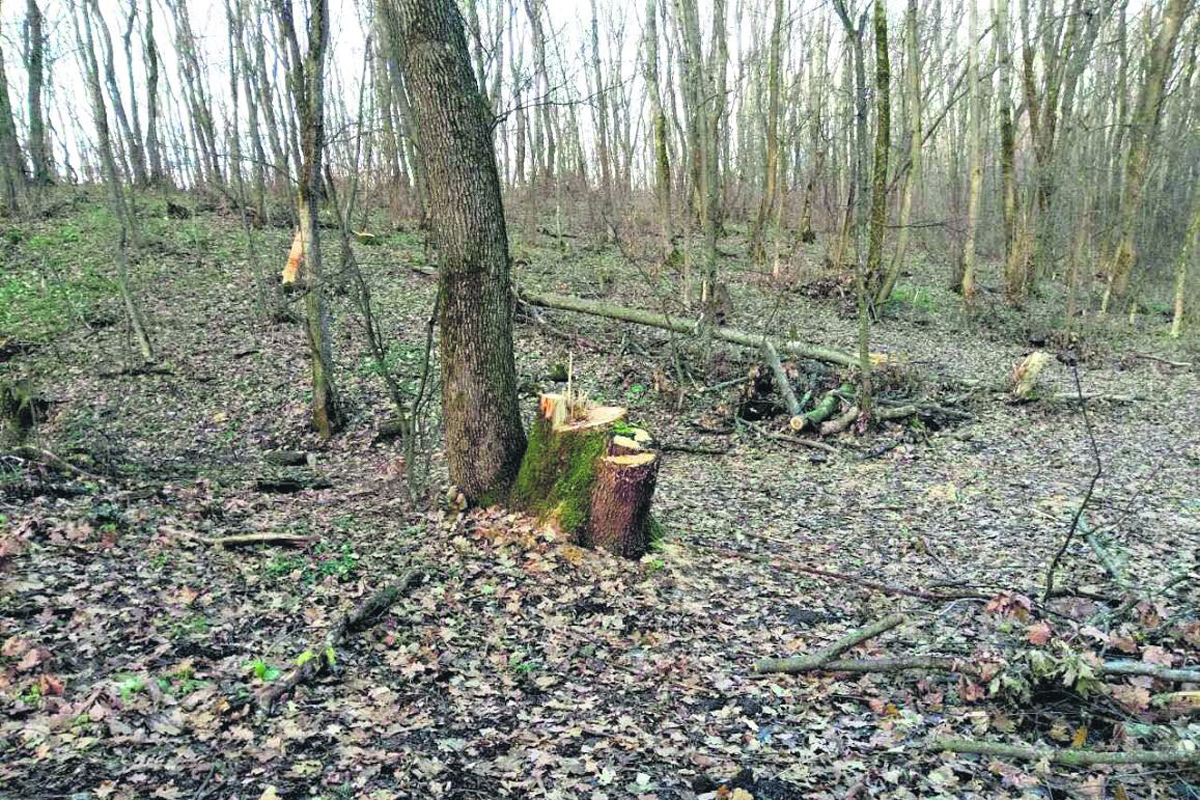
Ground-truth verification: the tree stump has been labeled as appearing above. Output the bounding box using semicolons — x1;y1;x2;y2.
510;393;660;559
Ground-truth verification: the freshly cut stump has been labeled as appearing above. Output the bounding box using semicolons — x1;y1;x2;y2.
510;393;660;559
591;451;660;558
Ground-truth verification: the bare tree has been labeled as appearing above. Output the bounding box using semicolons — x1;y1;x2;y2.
273;0;344;438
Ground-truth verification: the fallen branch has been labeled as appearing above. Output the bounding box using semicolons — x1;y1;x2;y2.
755;613;907;673
1082;517;1131;592
9;446;104;481
760;341;801;415
820;405;860;436
186;532;316;548
658;442;731;455
258;567;425;712
767;655;1200;684
929;737;1200;766
520;289;859;368
744;420;839;454
1132;352;1191;368
791;384;853;431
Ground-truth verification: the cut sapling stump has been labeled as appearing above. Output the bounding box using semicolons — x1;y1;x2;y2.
510;393;661;559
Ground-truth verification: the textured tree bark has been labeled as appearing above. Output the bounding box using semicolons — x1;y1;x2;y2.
1171;191;1199;338
24;0;51;184
0;27;27;212
142;0;166;186
397;0;526;502
749;0;783;264
960;0;982;306
591;452;660;558
877;0;918;304
864;0;889;297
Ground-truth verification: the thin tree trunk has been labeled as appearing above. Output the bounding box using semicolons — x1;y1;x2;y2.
1169;189;1199;338
960;0;982;306
644;0;674;262
864;0;889;299
877;0;918;304
274;0;344;438
142;0;165;185
750;0;783;264
25;0;51;183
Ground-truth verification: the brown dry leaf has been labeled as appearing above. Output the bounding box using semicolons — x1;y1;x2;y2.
259;787;282;800
1026;621;1052;645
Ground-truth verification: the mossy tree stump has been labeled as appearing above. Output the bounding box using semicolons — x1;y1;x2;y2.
510;393;661;559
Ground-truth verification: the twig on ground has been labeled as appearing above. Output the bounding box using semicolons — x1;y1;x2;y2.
1131;352;1191;368
257;567;426;712
658;442;731;455
183;532;317;548
744;420;839;454
755;613;907;673
9;446;104;481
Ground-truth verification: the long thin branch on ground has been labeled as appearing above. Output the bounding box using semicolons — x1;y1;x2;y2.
185;532;316;547
1044;363;1102;601
257;567;425;712
761;655;1200;684
9;446;104;481
743;420;839;454
755;613;907;673
929;737;1200;765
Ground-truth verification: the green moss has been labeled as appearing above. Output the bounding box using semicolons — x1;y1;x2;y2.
509;418;608;541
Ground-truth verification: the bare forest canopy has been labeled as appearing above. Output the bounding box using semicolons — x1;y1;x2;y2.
0;0;1197;322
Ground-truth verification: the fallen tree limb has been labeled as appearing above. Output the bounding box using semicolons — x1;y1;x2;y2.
791;383;853;431
929;737;1200;766
820;404;860;436
755;613;907;673
658;442;731;455
519;289;859;368
760;341;801;416
187;532;316;548
9;446;104;481
258;567;425;712
744;420;839;454
1132;352;1192;368
764;655;1200;684
1082;518;1131;593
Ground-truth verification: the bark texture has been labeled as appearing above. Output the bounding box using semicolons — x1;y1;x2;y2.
397;0;526;501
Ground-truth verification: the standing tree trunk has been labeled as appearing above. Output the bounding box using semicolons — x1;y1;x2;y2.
0;25;27;212
645;0;674;264
590;0;614;233
70;0;154;362
25;0;51;184
274;0;344;438
396;0;527;502
142;0;165;185
1170;189;1199;338
960;0;982;306
864;0;889;299
1102;0;1192;314
877;0;918;304
749;0;783;264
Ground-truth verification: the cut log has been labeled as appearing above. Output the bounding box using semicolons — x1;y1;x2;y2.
519;289;859;368
820;404;860;436
790;383;854;431
1011;350;1050;400
264;449;309;467
591;452;661;558
509;394;660;558
760;341;801;415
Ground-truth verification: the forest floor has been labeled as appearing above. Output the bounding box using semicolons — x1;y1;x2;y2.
2;189;1199;800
